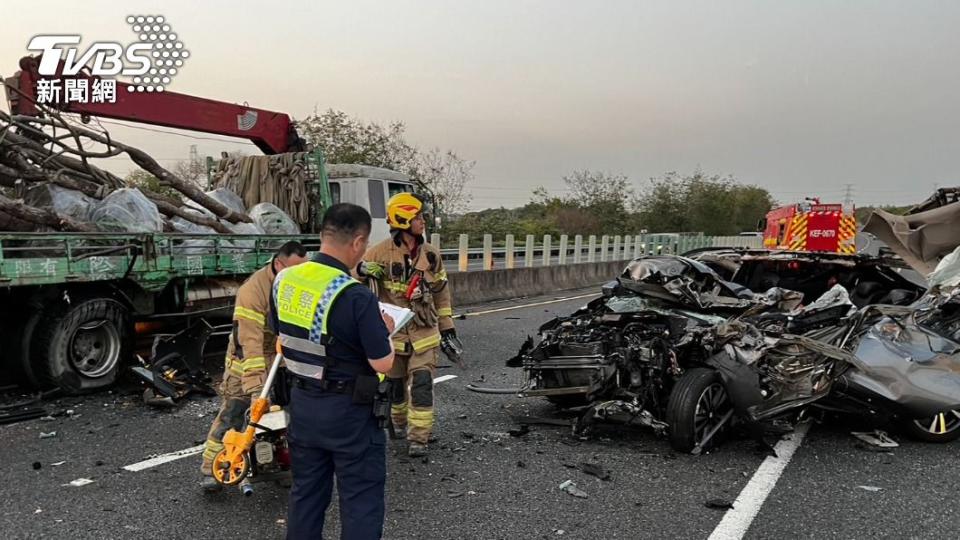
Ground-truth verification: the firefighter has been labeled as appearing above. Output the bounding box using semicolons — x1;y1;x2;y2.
199;241;308;492
360;192;456;457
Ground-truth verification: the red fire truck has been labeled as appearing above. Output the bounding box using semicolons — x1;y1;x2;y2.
761;198;857;254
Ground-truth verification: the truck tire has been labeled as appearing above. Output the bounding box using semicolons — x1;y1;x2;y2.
32;297;132;394
8;293;54;389
666;368;731;453
17;309;46;388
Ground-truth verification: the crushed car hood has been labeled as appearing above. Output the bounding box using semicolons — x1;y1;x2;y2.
618;255;802;313
842;294;960;417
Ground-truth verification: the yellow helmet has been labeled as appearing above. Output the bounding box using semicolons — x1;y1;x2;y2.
387;192;424;230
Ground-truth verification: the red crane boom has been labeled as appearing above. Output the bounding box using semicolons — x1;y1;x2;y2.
6;55;305;155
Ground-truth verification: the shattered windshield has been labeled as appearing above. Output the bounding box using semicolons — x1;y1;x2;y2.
604;295;656;313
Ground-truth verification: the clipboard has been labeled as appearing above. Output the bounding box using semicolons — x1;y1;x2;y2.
379;302;414;336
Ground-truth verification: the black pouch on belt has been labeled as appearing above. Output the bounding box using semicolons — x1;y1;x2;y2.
352;375;379;405
372;379;393;428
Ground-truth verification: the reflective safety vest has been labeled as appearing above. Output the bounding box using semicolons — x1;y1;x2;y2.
273;261;363;380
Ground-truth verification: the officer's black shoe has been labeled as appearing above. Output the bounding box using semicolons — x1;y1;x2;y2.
201;476;222;493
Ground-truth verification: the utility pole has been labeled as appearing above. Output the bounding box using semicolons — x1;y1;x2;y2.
188;144;204;188
842;183;854;208
189;144;200;167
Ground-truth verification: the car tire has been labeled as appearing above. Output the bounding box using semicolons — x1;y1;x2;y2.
666;368;732;453
900;411;960;443
32;297;132;394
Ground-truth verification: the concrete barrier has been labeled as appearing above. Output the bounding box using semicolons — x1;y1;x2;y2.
448;260;625;307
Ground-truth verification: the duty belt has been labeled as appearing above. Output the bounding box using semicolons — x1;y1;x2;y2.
294;377;355;394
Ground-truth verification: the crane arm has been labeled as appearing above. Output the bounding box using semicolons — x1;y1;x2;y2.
6;55;305;155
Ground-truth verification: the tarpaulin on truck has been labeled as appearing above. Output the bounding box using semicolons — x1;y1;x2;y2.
90;188;164;233
212;153;312;228
25;184;98;223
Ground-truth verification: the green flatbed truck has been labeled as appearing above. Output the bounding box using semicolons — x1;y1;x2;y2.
0;232;319;393
3;67;419;394
0;155;417;394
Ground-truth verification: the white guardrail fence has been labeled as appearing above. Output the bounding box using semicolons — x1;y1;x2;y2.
433;233;764;272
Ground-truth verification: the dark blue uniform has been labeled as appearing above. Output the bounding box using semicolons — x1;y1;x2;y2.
270;253;392;540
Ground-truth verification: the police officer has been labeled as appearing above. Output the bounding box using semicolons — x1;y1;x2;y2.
200;241;307;492
270;203;395;540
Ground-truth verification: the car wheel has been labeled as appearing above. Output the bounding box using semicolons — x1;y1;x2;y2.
667;368;732;453
901;410;960;443
32;297;132;394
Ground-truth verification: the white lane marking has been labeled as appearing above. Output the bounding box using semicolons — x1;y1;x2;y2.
122;444;205;472
708;422;812;540
434;375;458;384
459;293;599;318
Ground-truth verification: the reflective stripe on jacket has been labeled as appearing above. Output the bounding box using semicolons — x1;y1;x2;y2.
363;236;454;354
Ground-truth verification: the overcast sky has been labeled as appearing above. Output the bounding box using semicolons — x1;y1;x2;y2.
4;0;958;210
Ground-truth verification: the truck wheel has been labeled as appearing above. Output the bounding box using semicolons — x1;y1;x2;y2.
666;368;732;453
33;298;132;394
17;310;45;388
900;410;960;443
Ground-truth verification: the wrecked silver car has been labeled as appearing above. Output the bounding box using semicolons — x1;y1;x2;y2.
496;250;960;453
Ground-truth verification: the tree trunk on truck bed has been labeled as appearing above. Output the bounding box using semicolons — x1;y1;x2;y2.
0;193;98;232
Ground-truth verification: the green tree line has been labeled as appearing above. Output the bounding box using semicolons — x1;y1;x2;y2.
443;169;776;241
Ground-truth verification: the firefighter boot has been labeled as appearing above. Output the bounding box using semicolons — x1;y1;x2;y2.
407;368;435;456
201;475;222;493
391;423;408;440
408;442;429;458
388;376;408;439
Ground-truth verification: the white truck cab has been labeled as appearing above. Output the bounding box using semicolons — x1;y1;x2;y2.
326;164;417;243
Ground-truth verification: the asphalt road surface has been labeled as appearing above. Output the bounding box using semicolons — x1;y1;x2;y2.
2;288;958;539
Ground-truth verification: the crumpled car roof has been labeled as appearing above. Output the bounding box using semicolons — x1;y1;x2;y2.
863;187;960;275
618;256;757;310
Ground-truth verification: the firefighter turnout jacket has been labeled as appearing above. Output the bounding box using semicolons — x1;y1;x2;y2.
363;235;453;355
225;264;277;396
